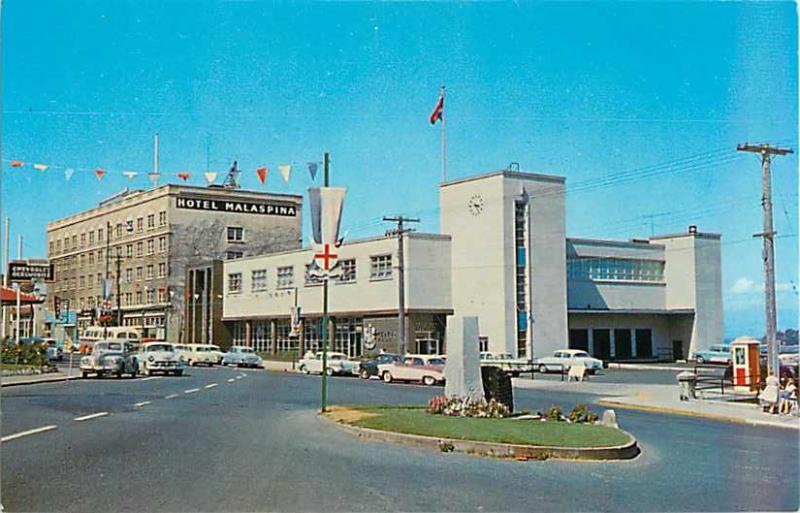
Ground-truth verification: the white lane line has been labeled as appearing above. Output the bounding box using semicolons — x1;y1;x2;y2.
2;425;58;443
140;377;160;381
165;393;179;399
184;388;200;394
227;378;236;383
134;401;151;407
204;383;218;389
235;376;242;380
74;412;109;422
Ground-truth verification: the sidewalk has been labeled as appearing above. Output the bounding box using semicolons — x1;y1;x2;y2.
261;360;297;373
606;362;692;372
1;370;80;387
512;378;800;430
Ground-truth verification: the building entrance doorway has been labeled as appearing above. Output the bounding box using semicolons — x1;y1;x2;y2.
593;329;611;360
348;332;362;358
416;332;440;355
672;340;683;361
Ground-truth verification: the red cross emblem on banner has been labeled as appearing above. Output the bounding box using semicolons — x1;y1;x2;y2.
313;243;338;271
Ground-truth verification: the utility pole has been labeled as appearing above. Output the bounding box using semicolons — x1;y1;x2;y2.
383;215;420;355
115;254;122;326
2;216;9;341
104;221;111;338
737;143;794;377
320;152;330;413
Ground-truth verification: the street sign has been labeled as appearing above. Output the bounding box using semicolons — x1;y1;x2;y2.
8;262;54;282
54;296;62;320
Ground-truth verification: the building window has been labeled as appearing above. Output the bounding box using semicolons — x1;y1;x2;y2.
125;292;132;305
159;210;167;226
338;259;356;283
146;288;155;304
158;263;166;278
227;226;244;242
135;291;143;304
98;228;104;242
567;257;665;283
116;246;123;257
79;276;85;288
226;251;243;260
97;273;103;286
136;242;143;257
514;199;528;358
158;236;167;253
276;266;294;289
136;217;144;232
80;233;86;247
56;239;62;252
116;224;123;238
88;252;94;265
126;268;133;283
146;264;154;280
158;288;167;303
228;273;242;294
252;269;268;291
126;244;133;258
147;214;155;230
71;235;77;249
89;231;95;245
136;266;143;281
369;255;392;280
305;263;324;287
147;239;154;255
79;254;85;266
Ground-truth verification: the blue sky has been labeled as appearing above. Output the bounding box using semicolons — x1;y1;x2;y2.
1;0;797;337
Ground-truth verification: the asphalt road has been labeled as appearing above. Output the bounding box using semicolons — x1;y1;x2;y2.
2;367;797;512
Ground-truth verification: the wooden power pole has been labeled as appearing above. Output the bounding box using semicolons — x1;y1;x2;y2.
736;143;793;376
383;215;420;355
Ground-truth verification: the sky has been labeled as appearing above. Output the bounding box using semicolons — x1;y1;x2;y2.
1;0;797;338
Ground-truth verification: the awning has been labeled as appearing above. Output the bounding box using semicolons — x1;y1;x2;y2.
0;286;44;305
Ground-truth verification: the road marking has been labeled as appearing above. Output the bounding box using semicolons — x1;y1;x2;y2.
235;376;242;380
227;378;236;383
204;383;218;389
184;388;200;394
74;412;109;422
134;401;151;407
140;377;160;381
165;393;179;399
1;425;58;443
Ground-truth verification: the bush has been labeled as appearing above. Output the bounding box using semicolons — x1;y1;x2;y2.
546;405;563;422
1;340;51;368
427;395;510;419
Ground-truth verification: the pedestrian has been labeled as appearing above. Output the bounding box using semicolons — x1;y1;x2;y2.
761;371;780;414
779;378;797;415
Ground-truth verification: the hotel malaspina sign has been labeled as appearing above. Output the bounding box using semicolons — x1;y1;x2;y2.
176;196;298;217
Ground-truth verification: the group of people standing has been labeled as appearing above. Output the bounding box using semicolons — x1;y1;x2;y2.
762;371;797;415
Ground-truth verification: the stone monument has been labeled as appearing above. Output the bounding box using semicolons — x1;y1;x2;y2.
444;316;485;402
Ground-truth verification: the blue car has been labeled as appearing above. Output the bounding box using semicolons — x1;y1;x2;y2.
691;344;731;365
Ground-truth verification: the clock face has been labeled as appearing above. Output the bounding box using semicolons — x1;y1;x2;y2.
468;194;485;216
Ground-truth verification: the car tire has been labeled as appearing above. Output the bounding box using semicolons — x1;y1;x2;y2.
422;375;436;386
81;371;89;379
300;365;309;375
538;364;548;374
325;367;334;377
359;368;370;380
116;370;123;379
382;371;393;383
696;356;705;364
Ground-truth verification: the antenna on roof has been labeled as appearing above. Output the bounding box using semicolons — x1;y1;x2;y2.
223;161;240;189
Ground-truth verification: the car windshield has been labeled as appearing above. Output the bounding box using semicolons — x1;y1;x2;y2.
427;358;445;366
147;344;173;352
107;342;122;351
573;351;590;358
241;348;254;354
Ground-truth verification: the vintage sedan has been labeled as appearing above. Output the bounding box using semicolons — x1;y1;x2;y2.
377;355;446;386
138;342;185;376
691;344;732;365
358;353;401;379
221;346;263;368
479;351;533;377
535;349;603;374
298;351;359;376
80;340;138;379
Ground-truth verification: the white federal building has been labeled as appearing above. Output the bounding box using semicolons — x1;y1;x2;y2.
212;169;722;361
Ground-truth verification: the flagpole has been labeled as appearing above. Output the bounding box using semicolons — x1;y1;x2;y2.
441;85;447;183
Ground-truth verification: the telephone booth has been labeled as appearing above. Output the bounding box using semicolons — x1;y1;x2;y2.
731;339;761;393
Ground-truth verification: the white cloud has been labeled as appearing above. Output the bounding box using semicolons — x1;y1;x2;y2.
731;277;755;294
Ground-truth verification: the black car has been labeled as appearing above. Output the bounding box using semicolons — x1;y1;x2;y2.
358;353;401;379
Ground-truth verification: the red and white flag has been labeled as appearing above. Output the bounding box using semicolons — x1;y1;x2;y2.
429;92;444;125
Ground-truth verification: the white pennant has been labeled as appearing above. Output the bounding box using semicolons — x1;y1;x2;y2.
204;172;218;184
33;163;49;171
278;164;292;183
64;168;75;180
123;171;138;180
148;172;159;185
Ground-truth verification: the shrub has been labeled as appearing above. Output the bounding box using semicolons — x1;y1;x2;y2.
427;395;510;419
427;395;449;414
546;405;563;422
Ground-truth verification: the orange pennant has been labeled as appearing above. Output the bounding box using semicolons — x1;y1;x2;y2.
10;161;24;168
177;172;190;181
95;169;106;180
256;167;268;184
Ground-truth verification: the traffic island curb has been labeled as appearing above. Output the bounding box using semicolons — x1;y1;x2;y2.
320;410;640;462
596;399;800;431
1;374;81;387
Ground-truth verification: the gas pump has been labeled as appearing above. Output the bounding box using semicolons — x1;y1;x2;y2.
731;338;761;393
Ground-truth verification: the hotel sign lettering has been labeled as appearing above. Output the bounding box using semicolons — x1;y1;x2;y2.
176;196;298;217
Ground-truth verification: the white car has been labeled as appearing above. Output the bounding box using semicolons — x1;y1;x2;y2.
479;351;533;376
174;344;220;366
535;349;603;374
377;355;446;386
221;346;263;368
138;342;185;376
298;352;359;376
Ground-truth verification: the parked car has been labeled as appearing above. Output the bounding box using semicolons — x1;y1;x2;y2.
298;351;359;376
691;344;732;365
479;351;532;377
80;340;138;378
20;336;63;361
138;342;185;376
358;353;401;379
208;344;225;364
535;349;603;374
174;344;220;366
222;346;263;368
377;354;446;386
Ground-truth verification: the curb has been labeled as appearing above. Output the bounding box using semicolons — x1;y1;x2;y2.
1;375;81;387
321;413;640;461
606;363;687;372
597;399;800;431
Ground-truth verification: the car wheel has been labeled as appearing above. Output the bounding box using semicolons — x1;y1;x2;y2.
359;368;370;380
382;371;393;383
116;370;123;379
422;375;436;386
81;371;89;379
696;356;705;364
145;368;152;377
325;367;334;377
538;364;548;374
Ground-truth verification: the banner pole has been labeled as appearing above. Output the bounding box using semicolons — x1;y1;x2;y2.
441;85;447;183
320;152;330;413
